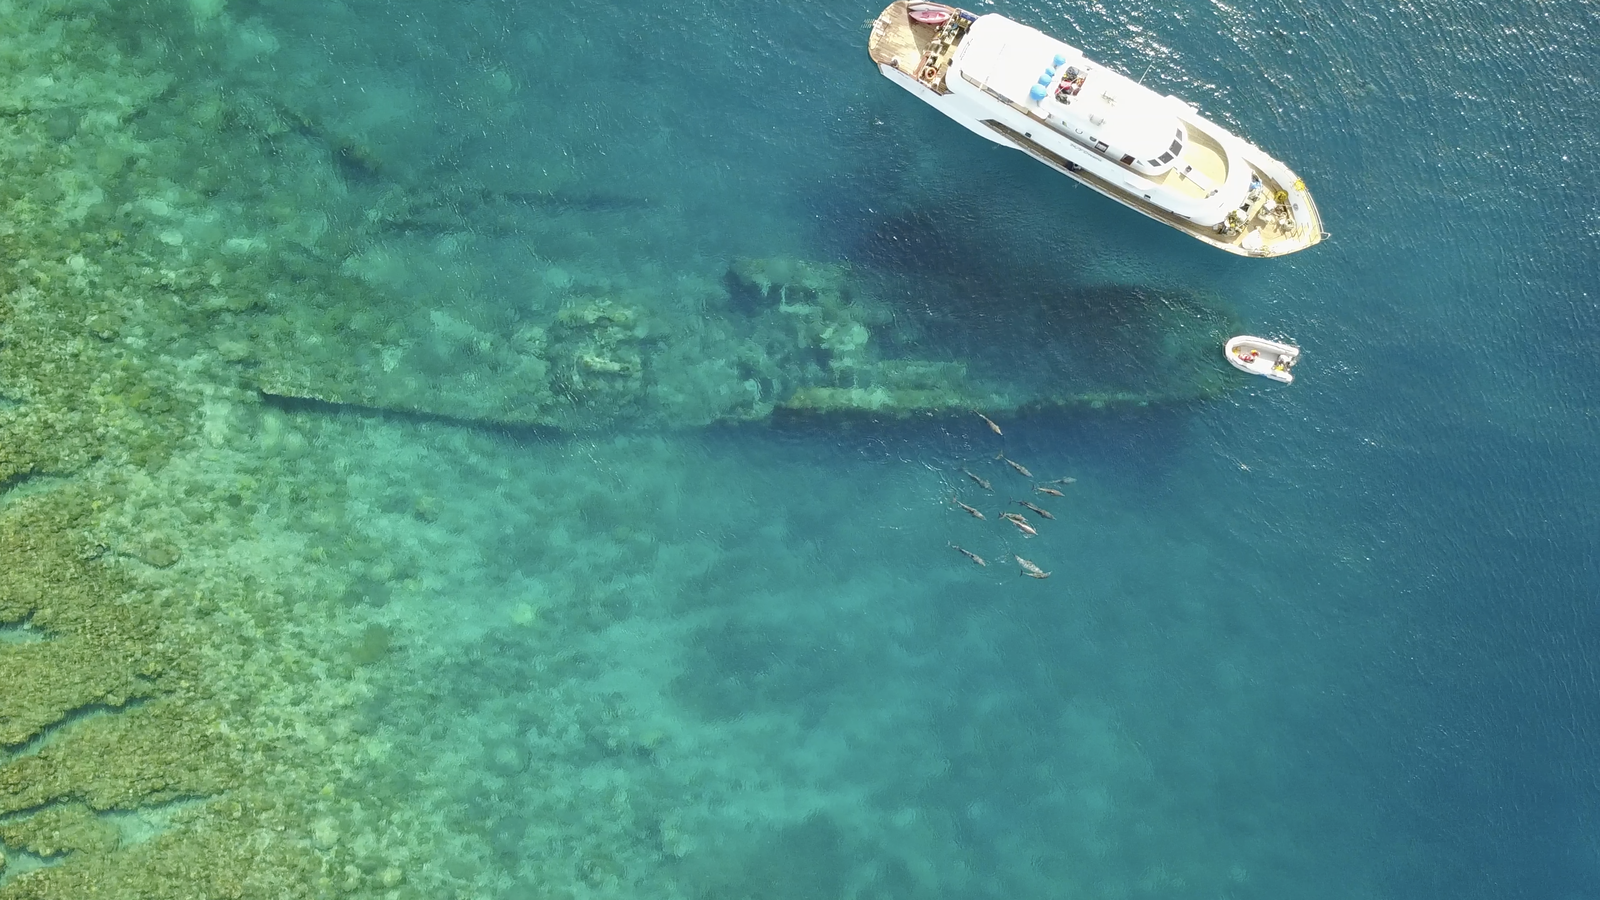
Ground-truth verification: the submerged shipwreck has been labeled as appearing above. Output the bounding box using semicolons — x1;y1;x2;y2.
251;255;1238;431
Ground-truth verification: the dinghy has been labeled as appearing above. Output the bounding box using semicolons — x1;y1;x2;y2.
1225;336;1299;384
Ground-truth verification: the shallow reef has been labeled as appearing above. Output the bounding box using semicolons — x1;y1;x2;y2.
0;4;442;896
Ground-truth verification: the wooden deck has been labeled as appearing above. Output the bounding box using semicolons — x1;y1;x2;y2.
868;2;965;90
868;1;930;74
1241;164;1321;255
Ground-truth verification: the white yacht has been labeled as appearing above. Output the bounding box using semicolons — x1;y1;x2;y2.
867;2;1325;257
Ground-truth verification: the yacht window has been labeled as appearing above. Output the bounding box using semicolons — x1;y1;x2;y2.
1169;139;1183;155
1157;151;1174;163
1120;154;1135;165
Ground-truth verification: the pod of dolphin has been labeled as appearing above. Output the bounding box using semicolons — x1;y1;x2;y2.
948;412;1077;579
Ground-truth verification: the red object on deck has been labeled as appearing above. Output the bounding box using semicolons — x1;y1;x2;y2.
908;5;952;25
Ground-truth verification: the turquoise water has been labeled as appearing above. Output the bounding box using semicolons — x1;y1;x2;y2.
203;0;1597;895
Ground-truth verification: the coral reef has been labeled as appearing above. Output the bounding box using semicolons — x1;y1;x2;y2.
0;803;122;858
0;7;442;896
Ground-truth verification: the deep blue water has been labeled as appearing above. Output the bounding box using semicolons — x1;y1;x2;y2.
198;0;1600;895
